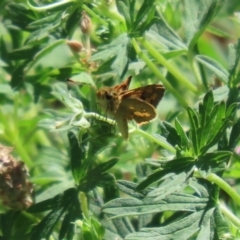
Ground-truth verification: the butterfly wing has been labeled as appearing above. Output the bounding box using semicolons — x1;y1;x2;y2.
116;98;157;125
113;76;132;93
120;84;165;107
114;113;129;139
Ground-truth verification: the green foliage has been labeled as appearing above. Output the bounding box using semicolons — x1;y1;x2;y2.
0;0;240;239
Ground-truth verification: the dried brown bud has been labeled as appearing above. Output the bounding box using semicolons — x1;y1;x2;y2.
80;11;92;35
67;40;83;53
0;145;33;210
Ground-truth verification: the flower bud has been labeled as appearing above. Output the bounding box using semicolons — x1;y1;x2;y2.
67;40;83;53
80;11;92;35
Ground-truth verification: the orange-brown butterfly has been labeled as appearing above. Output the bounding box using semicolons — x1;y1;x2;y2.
96;76;165;139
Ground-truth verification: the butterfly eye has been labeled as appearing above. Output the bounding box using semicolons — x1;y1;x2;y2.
105;92;113;100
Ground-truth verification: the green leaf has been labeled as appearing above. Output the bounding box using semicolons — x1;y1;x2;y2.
184;0;224;48
228;119;240;151
214;206;230;238
199;151;232;164
197;151;231;176
125;210;209;240
103;193;208;218
228;39;240;85
195;55;229;83
212;85;229;102
25;39;66;74
7;2;35;28
27;12;62;30
194;208;215;240
226;87;239;108
147;172;188;201
59;200;81;240
30;188;77;240
118;1;131;30
175;118;190;148
11;60;29;88
132;0;155;31
146;17;187;54
9;45;40;60
68;132;84;183
187;107;199;156
200;102;228;154
136;157;195;191
132;6;156;36
91;33;129;78
79;158;119;191
161;121;181;147
117;180;148;199
30;208;66;240
198;90;214;148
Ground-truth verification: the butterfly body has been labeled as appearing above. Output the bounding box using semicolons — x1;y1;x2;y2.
96;76;165;139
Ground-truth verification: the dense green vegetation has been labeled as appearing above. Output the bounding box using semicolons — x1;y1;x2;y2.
0;0;240;239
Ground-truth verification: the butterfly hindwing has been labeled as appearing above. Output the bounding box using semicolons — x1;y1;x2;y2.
117;98;156;124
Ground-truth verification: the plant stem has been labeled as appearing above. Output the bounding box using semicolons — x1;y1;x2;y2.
27;0;76;12
195;172;240;207
133;128;176;153
139;38;198;94
82;5;108;26
79;192;89;218
219;202;240;227
131;38;188;108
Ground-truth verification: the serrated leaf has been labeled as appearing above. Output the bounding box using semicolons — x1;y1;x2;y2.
27;12;61;29
125;210;206;240
225;102;238;120
197;151;231;176
195;208;215;240
132;6;156;36
147;172;188;201
79;158;119;191
132;0;155;31
152;134;176;152
91;33;129;77
214;206;230;238
161;121;181;147
117;180;148;199
175;118;190;148
136;157;195;191
9;45;40;60
11;60;28;88
68;132;84;183
228;39;240;84
228;119;240;151
25;39;66;73
29;188;77;240
103;193;208;218
199;151;232;164
202;101;226;147
146;18;187;53
195;55;229;83
30;208;67;240
68;72;96;88
184;0;224;48
187;107;199;155
212;85;229;102
59;202;81;240
118;1;131;30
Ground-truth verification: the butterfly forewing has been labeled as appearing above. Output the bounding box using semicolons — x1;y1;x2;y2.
117;98;156;124
120;84;165;107
113;76;132;93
